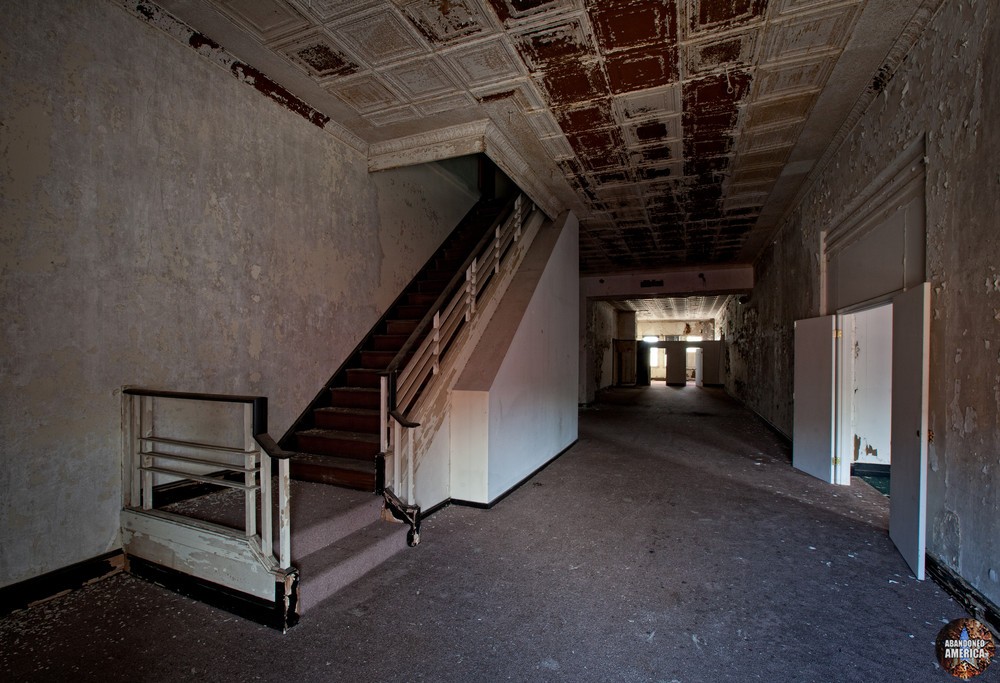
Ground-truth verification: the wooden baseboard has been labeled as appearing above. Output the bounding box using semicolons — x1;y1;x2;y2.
0;550;124;618
926;553;1000;638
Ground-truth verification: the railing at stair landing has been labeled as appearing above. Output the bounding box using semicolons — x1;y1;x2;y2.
118;191;541;623
378;193;537;544
120;388;298;630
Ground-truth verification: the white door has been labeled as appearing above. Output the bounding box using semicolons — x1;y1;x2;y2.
793;316;837;483
889;283;930;579
694;348;704;387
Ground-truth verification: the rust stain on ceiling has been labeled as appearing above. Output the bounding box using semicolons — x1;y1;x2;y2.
152;0;905;276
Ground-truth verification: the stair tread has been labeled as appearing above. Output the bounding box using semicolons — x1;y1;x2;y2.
296;428;379;445
158;480;381;557
298;519;404;568
289;452;377;471
297;518;408;612
315;406;380;417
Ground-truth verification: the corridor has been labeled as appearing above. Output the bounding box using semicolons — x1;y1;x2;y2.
1;387;983;682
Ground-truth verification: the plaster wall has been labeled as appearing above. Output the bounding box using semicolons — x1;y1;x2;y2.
0;0;474;587
616;310;637;340
486;214;578;500
452;213;579;504
719;2;1000;605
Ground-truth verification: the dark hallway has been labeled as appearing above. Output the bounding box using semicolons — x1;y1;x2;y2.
1;387;986;682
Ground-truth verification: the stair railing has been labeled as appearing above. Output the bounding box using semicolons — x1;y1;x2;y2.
379;193;536;518
121;388;294;572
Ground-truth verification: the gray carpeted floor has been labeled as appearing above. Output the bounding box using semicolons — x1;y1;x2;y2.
2;385;993;682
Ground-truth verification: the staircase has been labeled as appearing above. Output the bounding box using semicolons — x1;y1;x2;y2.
120;193;535;628
281;197;507;492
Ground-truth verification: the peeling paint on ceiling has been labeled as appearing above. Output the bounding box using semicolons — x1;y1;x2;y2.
152;0;918;276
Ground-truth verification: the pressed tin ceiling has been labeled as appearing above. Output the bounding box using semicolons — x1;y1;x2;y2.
614;294;729;321
152;0;932;276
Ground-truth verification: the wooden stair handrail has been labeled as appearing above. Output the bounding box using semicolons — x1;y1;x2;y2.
382;194;519;379
123;386;291;459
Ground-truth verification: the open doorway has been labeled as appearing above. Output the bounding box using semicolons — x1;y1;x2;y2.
835;303;892;491
792;284;930;579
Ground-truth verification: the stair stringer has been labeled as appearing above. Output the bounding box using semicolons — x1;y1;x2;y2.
383;205;549;510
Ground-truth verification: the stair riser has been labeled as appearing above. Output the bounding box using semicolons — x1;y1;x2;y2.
359;352;395;369
330;389;380;409
371;335;408;352
385;320;419;335
415;279;449;294
395;304;427;320
295;434;379;459
314;412;380;433
407;293;438;307
345;369;381;388
291;496;384;562
289;461;375;492
298;528;408;613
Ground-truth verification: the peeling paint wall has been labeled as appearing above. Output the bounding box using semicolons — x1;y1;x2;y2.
582;301;617;403
720;2;1000;606
718;232;809;437
0;0;473;587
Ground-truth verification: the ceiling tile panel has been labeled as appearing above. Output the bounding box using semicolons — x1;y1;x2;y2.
513;15;593;70
685;0;767;37
331;8;426;65
327;74;405;113
554;98;616;133
486;0;581;26
612;84;683;121
605;46;680;94
398;0;496;44
589;0;677;54
760;4;860;62
685;30;757;75
745;90;815;128
754;54;834;99
623;116;682;146
216;0;311;42
275;29;359;79
302;0;379;21
384;58;460;99
444;37;525;87
539;60;609;106
740;119;802;151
